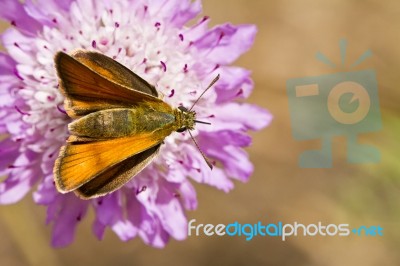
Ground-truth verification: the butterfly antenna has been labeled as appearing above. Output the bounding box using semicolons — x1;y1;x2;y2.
189;74;220;111
194;120;211;125
188;130;213;169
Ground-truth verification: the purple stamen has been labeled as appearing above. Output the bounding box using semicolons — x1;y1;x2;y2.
201;16;209;23
218;32;225;43
183;64;188;73
15;105;30;116
168;89;175;97
236;88;243;96
11;20;16;26
155;22;161;27
52;18;57;23
57;104;67;115
179;34;184;41
13;68;24;81
115;22;120;28
160;61;167;72
136;186;147;195
92;40;97;48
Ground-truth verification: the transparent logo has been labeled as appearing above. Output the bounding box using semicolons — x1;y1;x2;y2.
287;39;382;168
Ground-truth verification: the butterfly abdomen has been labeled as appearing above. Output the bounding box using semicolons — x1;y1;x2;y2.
68;107;176;139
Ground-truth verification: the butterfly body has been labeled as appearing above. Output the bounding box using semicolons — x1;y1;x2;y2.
68;104;191;139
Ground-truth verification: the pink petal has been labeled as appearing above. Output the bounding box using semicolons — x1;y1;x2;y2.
0;0;42;34
51;195;88;247
155;179;187;240
192;23;257;65
178;180;198;210
208;103;272;132
146;0;202;27
214;66;253;103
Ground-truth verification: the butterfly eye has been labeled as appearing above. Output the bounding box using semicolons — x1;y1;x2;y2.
178;106;188;112
176;127;187;133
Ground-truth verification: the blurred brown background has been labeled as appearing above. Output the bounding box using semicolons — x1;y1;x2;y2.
1;0;399;265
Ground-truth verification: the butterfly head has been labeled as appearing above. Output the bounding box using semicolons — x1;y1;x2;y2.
176;106;196;132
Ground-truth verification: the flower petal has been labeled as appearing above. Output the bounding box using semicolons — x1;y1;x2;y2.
214;66;253;103
146;0;201;27
192;23;257;65
205;103;272;132
0;150;41;204
51;195;88;247
155;179;187;240
0;0;42;34
92;192;138;241
178;179;197;210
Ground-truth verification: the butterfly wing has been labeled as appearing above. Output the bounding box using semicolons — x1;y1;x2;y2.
54;133;164;194
71;50;159;97
75;144;161;199
54;51;166;118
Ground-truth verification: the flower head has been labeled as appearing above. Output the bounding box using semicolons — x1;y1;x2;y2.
0;0;271;247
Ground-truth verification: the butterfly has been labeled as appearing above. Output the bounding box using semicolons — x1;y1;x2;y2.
53;50;219;199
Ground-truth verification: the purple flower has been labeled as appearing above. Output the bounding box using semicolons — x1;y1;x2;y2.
0;0;272;248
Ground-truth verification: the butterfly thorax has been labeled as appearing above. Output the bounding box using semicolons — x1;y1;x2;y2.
174;107;195;132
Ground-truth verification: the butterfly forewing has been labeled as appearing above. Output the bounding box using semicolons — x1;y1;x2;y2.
54;133;163;193
75;144;161;199
71;50;159;97
54;51;167;118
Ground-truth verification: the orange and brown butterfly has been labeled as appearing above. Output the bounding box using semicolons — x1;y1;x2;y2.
53;50;219;199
